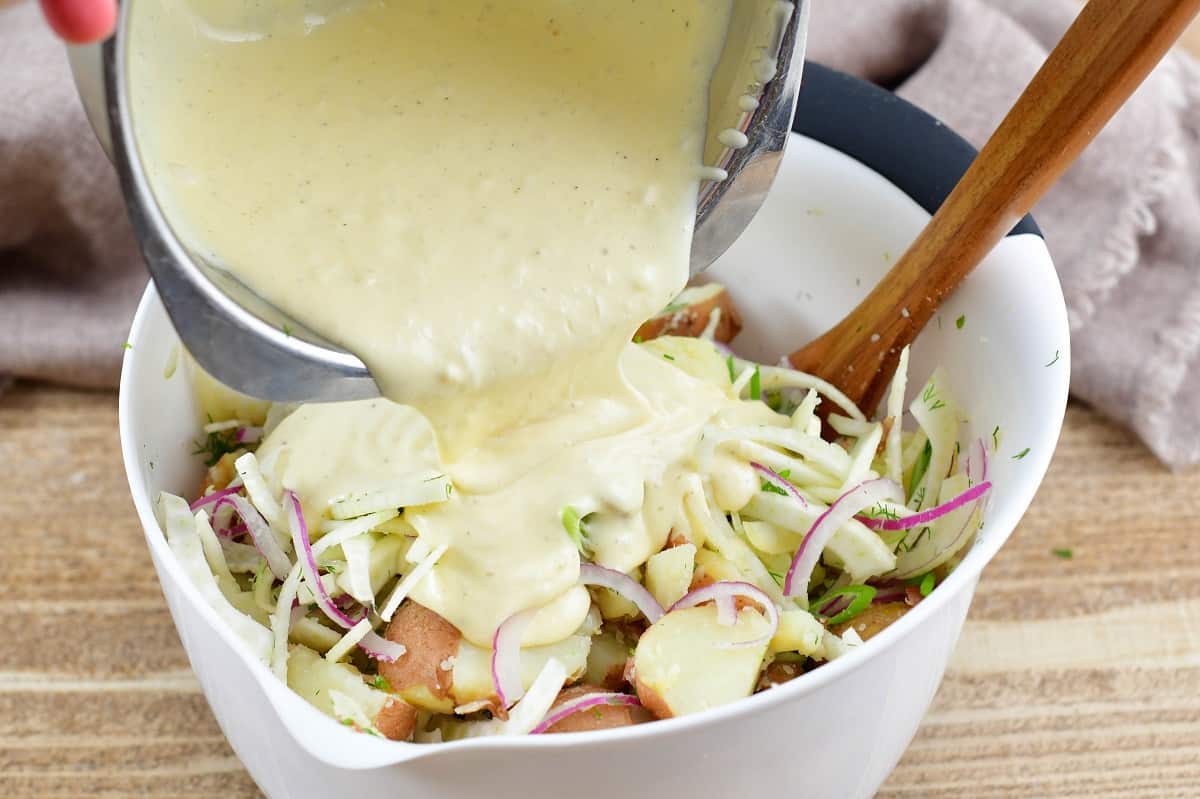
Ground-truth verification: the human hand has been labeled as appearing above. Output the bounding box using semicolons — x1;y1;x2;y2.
39;0;116;43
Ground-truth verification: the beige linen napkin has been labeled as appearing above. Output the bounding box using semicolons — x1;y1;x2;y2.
3;0;1200;466
1;2;143;389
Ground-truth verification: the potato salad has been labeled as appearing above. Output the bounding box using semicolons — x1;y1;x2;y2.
158;286;992;742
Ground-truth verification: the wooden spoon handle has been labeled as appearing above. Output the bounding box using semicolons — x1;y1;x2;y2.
788;0;1200;416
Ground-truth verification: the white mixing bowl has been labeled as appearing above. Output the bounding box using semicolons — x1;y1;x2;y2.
119;67;1070;799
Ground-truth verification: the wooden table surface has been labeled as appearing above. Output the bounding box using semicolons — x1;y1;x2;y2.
5;20;1200;799
4;392;1199;799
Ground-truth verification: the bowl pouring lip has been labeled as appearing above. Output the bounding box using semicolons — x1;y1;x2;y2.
118;65;1072;767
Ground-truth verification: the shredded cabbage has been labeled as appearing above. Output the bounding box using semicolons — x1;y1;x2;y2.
157;493;271;663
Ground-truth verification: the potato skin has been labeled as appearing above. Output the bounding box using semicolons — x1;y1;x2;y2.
542;684;650;734
758;659;803;691
374;696;418;741
379;602;461;711
634;680;675;721
633;606;769;720
832;602;910;641
634;285;742;343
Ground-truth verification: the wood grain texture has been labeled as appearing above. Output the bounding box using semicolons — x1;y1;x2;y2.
3;381;1198;798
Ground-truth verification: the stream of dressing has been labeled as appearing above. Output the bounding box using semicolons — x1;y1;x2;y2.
132;0;775;647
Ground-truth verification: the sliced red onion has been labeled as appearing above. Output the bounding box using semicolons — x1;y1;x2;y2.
218;522;249;539
285;490;357;630
211;497;237;532
819;593;852;618
892;489;986;579
578;563;664;624
716;595;737;626
359;630;407;663
330;594;369;625
669;581;779;650
784;478;903;598
231;495;293;581
855;482;992;532
237;425;264;444
189;486;239;513
750;462;808;508
491;608;539;709
529;692;643;735
870;582;908;604
966;436;990;484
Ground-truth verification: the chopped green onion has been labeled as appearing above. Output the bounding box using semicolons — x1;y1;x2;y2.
633;335;644;344
749;366;761;401
760;468;792;496
726;354;736;383
955;315;966;329
1052;548;1073;559
282;323;293;337
813;585;877;627
662;353;675;361
122;342;133;350
919;572;935;597
191;428;240;468
561;505;590;556
372;675;393;691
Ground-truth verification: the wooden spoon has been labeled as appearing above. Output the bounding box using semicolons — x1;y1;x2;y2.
788;0;1200;419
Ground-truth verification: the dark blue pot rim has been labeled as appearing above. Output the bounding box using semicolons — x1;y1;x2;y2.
793;62;1042;239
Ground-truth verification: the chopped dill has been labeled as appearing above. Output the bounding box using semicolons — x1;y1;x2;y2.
899;526;932;553
1013;448;1031;460
726;354;737;383
955;314;966;329
663;353;676;361
192;426;240;468
122;342;133;350
908;440;933;500
1052;548;1073;559
282;323;293;337
372;675;393;692
749;366;762;401
633;335;644;344
921;380;945;412
1045;350;1061;367
992;425;1001;450
767;571;785;587
866;502;900;520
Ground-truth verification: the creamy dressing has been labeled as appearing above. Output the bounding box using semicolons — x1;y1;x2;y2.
131;0;780;647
